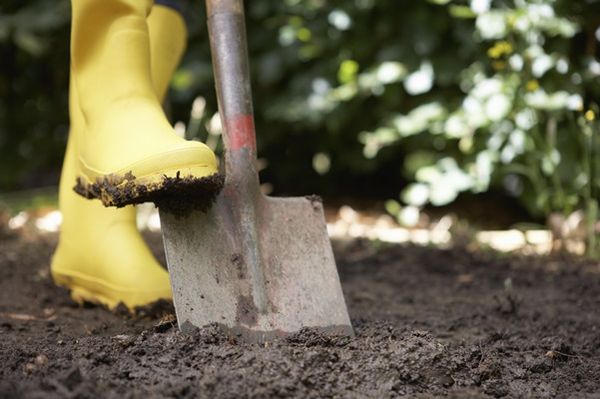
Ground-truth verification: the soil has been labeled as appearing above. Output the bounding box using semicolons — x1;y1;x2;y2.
1;230;600;398
74;172;224;214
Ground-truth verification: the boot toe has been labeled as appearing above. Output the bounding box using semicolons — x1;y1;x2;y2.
76;141;223;208
52;260;172;311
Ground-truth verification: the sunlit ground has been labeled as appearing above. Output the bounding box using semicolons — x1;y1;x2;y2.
1;187;588;257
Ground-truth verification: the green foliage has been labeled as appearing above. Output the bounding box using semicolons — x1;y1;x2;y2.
1;0;600;243
241;0;598;223
0;0;70;189
352;0;600;220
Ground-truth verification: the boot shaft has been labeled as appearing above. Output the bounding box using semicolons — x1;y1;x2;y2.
70;0;157;121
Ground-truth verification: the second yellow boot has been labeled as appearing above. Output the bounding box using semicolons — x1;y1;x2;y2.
52;4;193;310
70;0;221;208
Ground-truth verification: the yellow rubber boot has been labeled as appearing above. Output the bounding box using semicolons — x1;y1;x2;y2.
148;5;187;101
51;4;190;310
70;0;220;208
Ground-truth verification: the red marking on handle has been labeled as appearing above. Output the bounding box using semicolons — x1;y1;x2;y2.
225;114;256;152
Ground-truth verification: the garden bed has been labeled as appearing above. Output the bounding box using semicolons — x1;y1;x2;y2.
1;231;599;398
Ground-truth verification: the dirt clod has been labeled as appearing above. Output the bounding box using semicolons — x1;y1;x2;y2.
74;171;224;215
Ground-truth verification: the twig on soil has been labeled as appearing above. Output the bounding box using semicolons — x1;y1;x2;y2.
0;311;56;321
545;350;581;360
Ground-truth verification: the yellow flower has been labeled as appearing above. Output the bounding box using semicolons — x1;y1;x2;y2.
585;110;596;121
500;41;513;53
487;41;514;59
526;80;539;92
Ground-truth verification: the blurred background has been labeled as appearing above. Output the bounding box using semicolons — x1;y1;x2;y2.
1;0;600;256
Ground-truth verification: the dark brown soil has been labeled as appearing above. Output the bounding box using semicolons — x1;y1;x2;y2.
1;231;600;398
74;172;224;214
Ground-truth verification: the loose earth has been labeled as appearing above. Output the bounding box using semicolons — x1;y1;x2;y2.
1;231;599;398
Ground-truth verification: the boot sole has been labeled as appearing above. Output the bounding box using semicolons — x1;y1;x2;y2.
74;169;224;216
52;267;171;312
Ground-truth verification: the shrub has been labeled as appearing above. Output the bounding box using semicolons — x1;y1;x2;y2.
1;0;599;251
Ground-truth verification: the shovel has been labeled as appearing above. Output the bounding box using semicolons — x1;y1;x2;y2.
158;0;353;343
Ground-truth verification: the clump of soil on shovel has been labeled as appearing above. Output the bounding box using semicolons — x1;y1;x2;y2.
74;172;224;215
1;231;600;398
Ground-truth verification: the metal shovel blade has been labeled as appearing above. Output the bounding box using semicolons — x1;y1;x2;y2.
158;0;353;342
159;194;353;342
